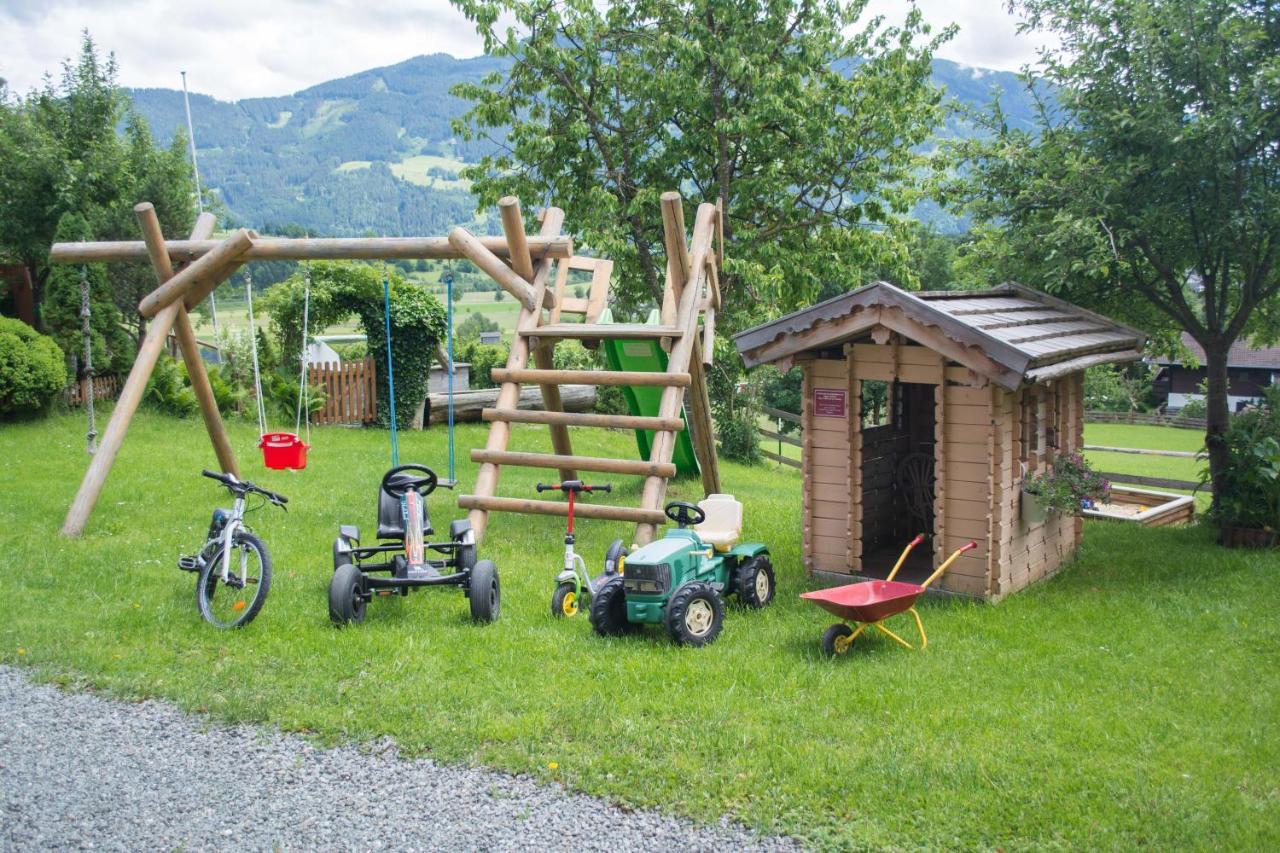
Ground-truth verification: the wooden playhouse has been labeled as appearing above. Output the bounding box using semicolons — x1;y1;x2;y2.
734;282;1146;600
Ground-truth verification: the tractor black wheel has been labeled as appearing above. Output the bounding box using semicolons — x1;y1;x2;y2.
468;560;500;623
589;577;639;636
733;556;776;609
603;538;629;576
551;581;581;618
664;581;725;647
821;623;855;657
329;562;365;626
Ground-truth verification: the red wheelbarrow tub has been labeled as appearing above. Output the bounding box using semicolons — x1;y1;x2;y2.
801;580;924;624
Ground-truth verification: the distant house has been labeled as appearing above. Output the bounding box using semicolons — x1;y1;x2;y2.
1152;333;1280;412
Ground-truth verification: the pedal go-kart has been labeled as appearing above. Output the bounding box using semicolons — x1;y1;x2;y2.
589;494;775;646
329;463;499;625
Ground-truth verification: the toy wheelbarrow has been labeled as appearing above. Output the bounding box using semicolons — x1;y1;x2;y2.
800;535;978;657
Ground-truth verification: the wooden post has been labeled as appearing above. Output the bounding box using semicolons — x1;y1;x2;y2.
466;208;565;541
447;227;555;312
135;205;239;477
500;196;574;480
659;192;689;353
61;212;230;537
635;203;716;544
137;228;251;317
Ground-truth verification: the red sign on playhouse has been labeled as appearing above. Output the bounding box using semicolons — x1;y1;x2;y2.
812;388;847;419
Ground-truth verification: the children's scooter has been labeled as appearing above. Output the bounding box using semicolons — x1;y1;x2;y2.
536;480;628;618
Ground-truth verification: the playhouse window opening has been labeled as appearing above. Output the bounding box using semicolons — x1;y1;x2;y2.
861;379;892;427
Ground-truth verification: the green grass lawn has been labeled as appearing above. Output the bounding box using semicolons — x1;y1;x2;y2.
1;412;1276;849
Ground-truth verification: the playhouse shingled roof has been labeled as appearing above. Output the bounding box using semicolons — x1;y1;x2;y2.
733;282;1146;390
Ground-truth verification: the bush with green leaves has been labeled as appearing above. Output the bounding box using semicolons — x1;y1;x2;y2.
456;338;509;389
707;337;759;464
456;311;500;341
1024;453;1110;514
553;340;627;414
0;317;68;417
263;262;444;428
1202;388;1280;533
143;355;198;418
760;365;802;434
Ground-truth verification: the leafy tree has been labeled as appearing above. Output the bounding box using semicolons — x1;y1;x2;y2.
456;311;500;341
263;262;445;428
449;0;954;322
953;0;1280;502
0;34;195;342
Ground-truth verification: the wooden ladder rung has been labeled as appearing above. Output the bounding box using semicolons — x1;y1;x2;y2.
491;368;690;387
458;495;666;524
471;449;677;478
482;408;685;431
520;323;682;340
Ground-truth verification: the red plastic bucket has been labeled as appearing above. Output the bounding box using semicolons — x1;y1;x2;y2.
259;432;310;470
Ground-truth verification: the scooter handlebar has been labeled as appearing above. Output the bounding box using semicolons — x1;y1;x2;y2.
535;481;613;493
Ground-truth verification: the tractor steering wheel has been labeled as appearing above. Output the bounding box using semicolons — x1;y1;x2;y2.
380;463;438;499
664;501;706;529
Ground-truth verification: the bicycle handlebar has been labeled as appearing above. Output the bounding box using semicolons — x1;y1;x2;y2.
536;481;612;494
202;469;288;506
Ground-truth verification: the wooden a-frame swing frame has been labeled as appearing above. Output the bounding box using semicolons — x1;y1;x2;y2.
50;193;722;545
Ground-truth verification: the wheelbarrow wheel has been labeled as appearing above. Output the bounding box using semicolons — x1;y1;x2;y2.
821;623;854;657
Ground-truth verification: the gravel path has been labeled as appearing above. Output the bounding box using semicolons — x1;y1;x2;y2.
0;666;800;852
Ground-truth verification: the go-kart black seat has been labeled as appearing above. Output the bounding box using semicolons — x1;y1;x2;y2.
377;473;433;540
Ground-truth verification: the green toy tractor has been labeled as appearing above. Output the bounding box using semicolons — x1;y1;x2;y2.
589;495;775;646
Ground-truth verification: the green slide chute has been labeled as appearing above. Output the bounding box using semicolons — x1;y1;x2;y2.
597;309;700;477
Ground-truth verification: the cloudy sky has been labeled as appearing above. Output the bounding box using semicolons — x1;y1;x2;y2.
0;0;1054;102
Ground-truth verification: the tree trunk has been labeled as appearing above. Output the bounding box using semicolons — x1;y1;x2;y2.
1202;339;1232;513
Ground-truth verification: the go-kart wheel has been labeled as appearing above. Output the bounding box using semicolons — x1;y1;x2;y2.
603;539;629;575
664;581;724;647
821;623;854;657
468;560;500;623
551;581;580;618
733;556;776;609
329;563;366;626
589;577;640;637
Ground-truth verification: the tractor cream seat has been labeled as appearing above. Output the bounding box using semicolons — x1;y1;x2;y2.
694;494;742;552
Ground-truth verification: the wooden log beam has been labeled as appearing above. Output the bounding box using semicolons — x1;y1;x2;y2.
135;205;239;477
458;495;666;525
491;368;690;387
50;234;574;264
137;227;251;317
483;407;685;431
471;449;677;478
659;191;689;352
447;227;554;312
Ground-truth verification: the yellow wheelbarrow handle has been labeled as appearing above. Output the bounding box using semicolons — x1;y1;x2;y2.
920;540;979;590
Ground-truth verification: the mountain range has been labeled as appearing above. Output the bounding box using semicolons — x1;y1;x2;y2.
128;53;1039;237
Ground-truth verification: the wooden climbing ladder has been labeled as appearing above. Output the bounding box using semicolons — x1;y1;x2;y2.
458;191;723;546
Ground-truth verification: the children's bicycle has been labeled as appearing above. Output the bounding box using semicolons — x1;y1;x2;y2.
537;480;628;618
178;469;287;629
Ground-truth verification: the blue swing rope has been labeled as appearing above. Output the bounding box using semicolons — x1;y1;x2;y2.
383;274;399;467
446;271;455;483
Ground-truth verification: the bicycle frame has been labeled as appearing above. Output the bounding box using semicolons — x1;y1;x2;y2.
205;493;249;587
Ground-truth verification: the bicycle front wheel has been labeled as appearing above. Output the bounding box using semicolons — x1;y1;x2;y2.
196;531;272;629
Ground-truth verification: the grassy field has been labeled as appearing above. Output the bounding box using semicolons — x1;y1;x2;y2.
1;412;1276;849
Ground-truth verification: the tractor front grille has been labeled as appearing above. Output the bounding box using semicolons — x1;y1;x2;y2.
623;562;670;595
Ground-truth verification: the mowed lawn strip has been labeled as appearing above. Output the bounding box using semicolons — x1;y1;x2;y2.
1;413;1276;849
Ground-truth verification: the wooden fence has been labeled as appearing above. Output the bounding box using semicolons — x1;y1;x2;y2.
65;375;119;407
308;358;378;425
1085;410;1207;429
760;406;802;469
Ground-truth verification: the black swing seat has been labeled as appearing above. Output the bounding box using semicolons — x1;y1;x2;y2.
377;473;433;541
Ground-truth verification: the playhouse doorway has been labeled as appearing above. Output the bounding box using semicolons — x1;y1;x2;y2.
860;381;936;581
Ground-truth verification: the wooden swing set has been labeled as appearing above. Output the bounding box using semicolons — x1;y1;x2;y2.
50;192;722;545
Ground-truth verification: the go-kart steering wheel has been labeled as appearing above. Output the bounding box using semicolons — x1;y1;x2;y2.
381;463;438;499
665;501;706;529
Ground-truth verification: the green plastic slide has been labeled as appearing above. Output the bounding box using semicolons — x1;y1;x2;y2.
597;309;700;477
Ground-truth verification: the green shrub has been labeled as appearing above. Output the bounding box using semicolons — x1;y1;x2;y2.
456;338;509;389
1024;453;1110;514
1203;388;1280;532
456;312;500;341
143;355;198;418
708;336;759;463
0;317;68;417
331;340;368;360
760;365;802;433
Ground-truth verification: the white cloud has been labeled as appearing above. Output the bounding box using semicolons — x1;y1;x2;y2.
0;0;1054;102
